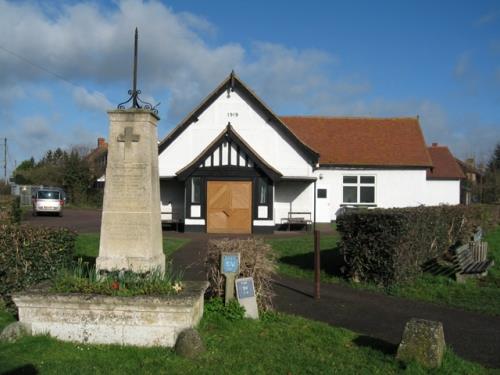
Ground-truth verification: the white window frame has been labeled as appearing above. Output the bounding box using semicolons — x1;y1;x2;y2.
342;174;376;205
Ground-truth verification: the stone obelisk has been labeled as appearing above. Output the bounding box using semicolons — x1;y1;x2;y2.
96;29;164;273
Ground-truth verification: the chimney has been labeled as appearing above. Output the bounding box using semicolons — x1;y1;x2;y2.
98;138;106;148
431;142;438;147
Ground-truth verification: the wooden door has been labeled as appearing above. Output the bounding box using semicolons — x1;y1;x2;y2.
207;181;252;233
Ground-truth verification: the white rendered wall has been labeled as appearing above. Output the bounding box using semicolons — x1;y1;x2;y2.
313;168;429;222
425;180;460;206
274;181;315;224
158;90;313;178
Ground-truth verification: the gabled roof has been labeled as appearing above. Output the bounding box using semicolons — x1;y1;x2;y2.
281;116;434;168
158;71;319;163
455;158;483;176
426;145;465;180
176;123;282;181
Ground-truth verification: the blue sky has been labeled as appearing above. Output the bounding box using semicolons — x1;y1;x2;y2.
0;0;499;176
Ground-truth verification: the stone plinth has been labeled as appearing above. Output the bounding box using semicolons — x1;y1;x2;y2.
397;318;445;368
12;281;209;347
97;109;165;273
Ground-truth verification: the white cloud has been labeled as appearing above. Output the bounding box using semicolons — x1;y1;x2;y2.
72;87;112;112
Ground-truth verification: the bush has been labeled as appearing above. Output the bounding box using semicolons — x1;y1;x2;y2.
204;297;245;321
9;197;21;224
337;205;493;286
0;225;76;305
206;238;276;311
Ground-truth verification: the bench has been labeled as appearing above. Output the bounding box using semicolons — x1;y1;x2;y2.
161;211;183;231
452;243;494;283
281;212;312;232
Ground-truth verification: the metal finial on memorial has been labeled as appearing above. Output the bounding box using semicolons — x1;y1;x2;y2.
117;28;159;114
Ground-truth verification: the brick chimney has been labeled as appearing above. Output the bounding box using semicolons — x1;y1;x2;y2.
97;138;107;149
431;142;438;147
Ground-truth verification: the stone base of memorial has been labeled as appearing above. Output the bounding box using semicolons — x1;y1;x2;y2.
12;281;208;347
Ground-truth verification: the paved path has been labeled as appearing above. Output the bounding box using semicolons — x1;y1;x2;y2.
170;235;500;368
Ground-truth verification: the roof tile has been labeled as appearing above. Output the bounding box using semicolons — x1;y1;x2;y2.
427;145;465;179
281;116;433;167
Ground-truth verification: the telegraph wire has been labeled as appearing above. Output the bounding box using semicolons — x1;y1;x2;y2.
0;44;78;88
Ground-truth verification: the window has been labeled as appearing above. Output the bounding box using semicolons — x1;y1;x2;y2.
317;188;327;198
191;177;201;204
257;177;268;204
342;175;375;204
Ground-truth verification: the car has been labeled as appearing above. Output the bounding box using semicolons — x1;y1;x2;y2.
32;189;65;217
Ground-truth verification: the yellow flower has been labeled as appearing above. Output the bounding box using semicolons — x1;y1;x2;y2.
173;282;182;293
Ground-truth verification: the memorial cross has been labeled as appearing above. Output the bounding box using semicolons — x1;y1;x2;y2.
117;126;140;146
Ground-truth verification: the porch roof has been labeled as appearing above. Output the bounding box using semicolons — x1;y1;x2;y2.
176;124;283;181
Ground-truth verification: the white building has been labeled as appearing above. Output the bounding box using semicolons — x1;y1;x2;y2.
158;72;464;233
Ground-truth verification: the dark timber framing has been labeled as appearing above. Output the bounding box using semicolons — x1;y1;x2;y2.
177;124;282;182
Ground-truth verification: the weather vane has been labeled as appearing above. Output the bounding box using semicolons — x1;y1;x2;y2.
117;28;159;114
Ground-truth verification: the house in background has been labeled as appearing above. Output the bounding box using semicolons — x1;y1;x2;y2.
157;72;464;233
86;137;108;188
455;157;483;204
426;143;465;205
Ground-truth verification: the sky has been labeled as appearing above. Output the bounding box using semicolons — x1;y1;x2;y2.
0;0;499;177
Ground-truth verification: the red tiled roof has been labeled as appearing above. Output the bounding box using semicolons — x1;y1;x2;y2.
427;145;465;180
280;116;433;167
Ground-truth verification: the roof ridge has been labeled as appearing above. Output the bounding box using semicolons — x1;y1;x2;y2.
280;115;419;121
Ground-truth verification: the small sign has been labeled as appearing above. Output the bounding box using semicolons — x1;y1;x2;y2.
221;253;240;275
235;277;259;319
236;277;255;299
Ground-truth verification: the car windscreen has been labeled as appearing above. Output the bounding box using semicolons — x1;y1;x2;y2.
37;191;60;200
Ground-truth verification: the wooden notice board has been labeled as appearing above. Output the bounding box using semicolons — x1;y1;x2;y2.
207;181;252;234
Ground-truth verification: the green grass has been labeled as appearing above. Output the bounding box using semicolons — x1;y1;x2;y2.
0;307;494;374
268;226;500;316
75;233;190;259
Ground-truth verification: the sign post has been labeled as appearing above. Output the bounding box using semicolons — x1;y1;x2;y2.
235;277;259;319
221;252;240;305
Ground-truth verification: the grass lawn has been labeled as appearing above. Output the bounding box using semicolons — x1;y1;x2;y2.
0;306;493;374
267;226;500;316
75;233;190;259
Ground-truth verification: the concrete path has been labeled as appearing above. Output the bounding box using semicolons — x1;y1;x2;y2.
169;235;500;369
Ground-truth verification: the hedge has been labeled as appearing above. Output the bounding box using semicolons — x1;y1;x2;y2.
336;205;497;286
0;225;76;304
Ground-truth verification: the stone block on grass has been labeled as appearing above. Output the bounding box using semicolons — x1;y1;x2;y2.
0;322;31;343
396;318;445;368
175;328;205;359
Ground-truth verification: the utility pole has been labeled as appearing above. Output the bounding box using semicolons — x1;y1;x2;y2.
3;138;6;182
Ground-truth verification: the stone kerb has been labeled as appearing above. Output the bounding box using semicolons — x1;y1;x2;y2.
12;281;209;347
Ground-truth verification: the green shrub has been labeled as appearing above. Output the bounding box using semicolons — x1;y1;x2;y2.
0;225;76;304
337;205;491;286
9;196;22;224
204;297;245;321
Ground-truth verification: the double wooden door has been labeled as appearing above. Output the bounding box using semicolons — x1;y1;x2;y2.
207;181;252;234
